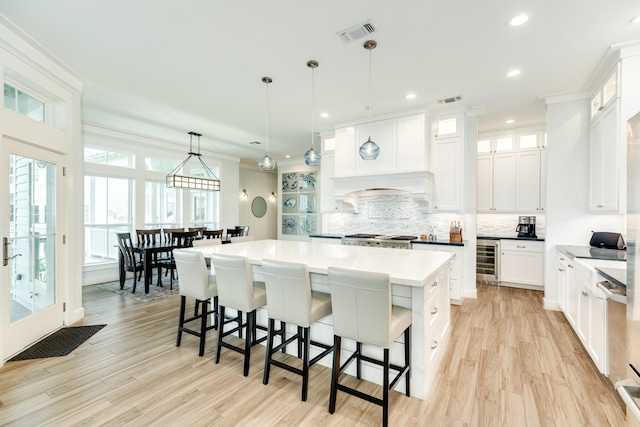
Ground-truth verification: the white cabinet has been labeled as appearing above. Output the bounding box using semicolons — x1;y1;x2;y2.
589;101;619;212
310;237;341;245
412;244;463;305
477;129;546;213
556;254;608;374
334;126;356;177
499;240;544;289
397;114;426;172
433;137;462;211
334;113;426;178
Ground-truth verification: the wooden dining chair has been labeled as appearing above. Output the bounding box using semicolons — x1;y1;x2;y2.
226;228;243;241
202;229;223;239
134;228;164;282
235;226;250;237
116;232;145;293
163;227;185;243
159;230;199;289
189;227;207;238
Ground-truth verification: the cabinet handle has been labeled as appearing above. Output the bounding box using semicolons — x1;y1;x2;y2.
559;268;565;272
568;264;574;268
560;257;565;261
598;106;604;111
516;245;526;248
431;340;439;350
597;204;603;208
431;306;439;315
431;281;438;287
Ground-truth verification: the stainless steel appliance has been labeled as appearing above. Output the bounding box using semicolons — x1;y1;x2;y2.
596;270;626;389
476;239;500;284
341;234;417;249
617;111;640;426
516;215;537;238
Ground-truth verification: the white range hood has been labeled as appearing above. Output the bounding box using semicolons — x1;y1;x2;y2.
332;171;434;211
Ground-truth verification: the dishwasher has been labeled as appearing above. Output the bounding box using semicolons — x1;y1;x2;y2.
476;239;500;284
597;278;627;387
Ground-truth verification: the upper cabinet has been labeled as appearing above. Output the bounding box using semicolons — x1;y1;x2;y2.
334;112;426;177
477;128;546;213
589;100;620;212
432;114;464;211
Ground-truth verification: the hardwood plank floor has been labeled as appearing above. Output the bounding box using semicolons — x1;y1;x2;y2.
0;284;626;426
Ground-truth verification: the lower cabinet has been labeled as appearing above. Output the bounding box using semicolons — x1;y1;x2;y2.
310;237;341;245
500;240;544;289
557;254;607;374
412;244;463;305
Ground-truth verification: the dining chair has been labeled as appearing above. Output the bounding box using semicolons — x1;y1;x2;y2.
202;229;223;239
189;227;207;238
326;266;412;427
192;238;222;267
210;254;268;376
174;250;218;356
159;230;199;289
226;228;243;241
230;236;254;243
261;259;333;401
235;225;250;236
116;232;145;293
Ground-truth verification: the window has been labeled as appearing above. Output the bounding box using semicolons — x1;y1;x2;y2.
145;155;180;173
190;189;217;229
84;176;131;265
4;83;45;123
145;180;180;228
84;145;134;168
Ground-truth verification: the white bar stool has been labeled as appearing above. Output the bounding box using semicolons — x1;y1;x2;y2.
261;259;334;401
173;250;218;357
210;253;268;376
327;266;412;427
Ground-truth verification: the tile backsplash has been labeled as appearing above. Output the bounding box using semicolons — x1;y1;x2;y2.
476;214;546;238
324;195;467;240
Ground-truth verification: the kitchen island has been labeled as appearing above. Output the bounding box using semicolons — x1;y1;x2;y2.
187;239;454;400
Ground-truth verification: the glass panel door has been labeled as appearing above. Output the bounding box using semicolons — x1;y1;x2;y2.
2;139;63;359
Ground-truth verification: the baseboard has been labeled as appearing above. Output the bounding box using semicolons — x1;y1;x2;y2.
543;299;561;311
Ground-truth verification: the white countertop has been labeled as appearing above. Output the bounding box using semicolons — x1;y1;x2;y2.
186;239;453;287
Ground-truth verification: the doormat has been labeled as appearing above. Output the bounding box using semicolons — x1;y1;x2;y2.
8;325;106;362
97;279;179;302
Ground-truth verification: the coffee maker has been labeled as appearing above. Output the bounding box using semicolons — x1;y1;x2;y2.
516;216;537;238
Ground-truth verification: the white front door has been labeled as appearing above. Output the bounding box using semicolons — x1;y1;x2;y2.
2;137;64;359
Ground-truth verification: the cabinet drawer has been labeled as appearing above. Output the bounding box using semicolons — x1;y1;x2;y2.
500;240;543;252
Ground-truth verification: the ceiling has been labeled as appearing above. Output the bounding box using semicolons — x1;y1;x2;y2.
0;1;639;164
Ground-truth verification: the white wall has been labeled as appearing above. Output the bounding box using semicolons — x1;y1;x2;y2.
238;165;277;240
544;96;625;308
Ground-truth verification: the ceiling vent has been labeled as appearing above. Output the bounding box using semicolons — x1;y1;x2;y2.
337;20;376;44
437;95;463;105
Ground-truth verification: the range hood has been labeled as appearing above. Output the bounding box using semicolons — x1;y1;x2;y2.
332;171;433;211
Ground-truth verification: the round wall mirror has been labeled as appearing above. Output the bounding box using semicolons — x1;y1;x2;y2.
251;196;267;218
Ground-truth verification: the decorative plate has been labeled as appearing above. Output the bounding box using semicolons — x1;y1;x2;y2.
299;173;316;190
283;198;297;208
282;217;297;234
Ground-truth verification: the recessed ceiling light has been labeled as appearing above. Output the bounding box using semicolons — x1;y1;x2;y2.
285;155;291;159
507;69;521;77
320;112;329;118
632;15;640;24
510;14;528;26
506;119;515;124
406;93;416;100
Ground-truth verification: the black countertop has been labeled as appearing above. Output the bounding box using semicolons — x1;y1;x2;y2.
477;235;545;242
557;245;627;261
309;234;466;246
595;266;627;288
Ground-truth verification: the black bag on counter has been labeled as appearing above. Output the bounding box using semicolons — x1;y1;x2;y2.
589;232;626;250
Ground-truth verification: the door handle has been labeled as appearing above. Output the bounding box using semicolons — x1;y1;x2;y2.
3;237;22;267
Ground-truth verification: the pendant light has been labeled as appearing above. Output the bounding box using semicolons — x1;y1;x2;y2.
303;60;321;166
258;76;276;171
359;40;379;160
166;132;221;191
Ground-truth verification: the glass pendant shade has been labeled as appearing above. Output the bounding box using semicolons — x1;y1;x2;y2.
359;40;379;161
259;154;276;171
359;136;380;160
304;147;321;166
259;76;277;171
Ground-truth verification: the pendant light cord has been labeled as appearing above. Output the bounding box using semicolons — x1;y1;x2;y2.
368;46;373;129
265;81;270;156
311;65;315;149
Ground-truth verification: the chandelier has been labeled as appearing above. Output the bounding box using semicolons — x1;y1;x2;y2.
166;132;221;191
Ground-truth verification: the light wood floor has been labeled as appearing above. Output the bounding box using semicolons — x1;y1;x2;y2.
0;284;626;426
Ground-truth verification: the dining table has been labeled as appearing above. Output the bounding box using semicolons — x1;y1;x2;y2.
132;242;175;293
